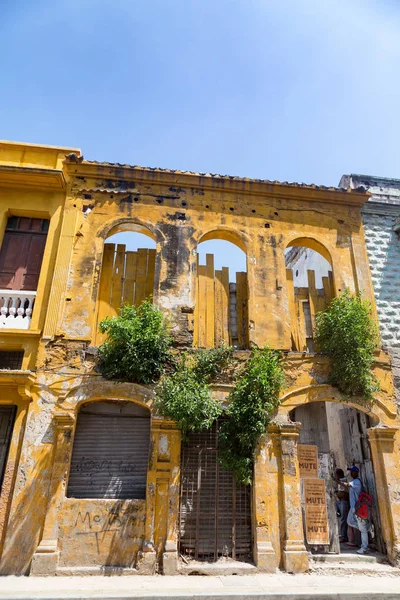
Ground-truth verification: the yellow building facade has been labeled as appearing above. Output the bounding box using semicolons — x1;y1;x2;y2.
0;140;399;576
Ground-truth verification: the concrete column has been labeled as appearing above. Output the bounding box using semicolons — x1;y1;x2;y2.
30;413;74;576
247;235;291;350
272;422;309;573
368;427;400;565
253;432;278;572
139;420;181;575
156;220;197;347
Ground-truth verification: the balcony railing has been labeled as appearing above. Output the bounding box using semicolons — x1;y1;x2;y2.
0;291;36;330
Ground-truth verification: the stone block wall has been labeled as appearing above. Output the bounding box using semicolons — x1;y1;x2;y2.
363;211;400;404
340;173;400;407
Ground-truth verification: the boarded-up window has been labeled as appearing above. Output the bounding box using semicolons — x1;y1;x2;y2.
0;217;49;291
67;401;150;500
0;406;16;492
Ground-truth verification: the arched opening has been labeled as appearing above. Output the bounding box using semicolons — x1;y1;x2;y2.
285;238;334;352
195;233;248;348
95;227;157;345
290;400;384;558
67;400;151;500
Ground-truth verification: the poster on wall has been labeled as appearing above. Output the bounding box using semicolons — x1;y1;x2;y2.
303;478;329;545
298;444;318;479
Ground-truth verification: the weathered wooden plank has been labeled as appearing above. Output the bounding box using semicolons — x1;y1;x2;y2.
95;243;115;345
286;269;299;351
221;267;231;345
328;270;335;299
297;300;307;352
307;269;317;335
110;244;125;316
193;254;200;347
145;248;156;300
205;254;215;348
236;271;248;348
214;270;224;347
198;265;207;347
322;276;331;309
124;251;137;305
135;248;148;306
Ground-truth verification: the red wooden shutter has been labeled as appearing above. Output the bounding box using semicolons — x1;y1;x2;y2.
0;218;49;291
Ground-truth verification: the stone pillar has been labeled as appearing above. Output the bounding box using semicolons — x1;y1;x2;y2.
273;422;309;573
139;419;181;575
247;236;291;350
253;432;278;572
30;413;74;576
368;427;400;565
157;220;197;347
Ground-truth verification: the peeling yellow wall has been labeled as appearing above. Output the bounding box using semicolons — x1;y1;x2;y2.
0;141;399;576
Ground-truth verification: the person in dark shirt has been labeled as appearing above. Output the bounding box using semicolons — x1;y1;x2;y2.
335;468;350;542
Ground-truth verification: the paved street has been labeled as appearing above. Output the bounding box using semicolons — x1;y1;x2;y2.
1;573;400;600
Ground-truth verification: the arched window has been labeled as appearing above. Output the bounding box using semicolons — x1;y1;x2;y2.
285;238;333;352
95;226;156;345
195;233;248;348
67;401;150;500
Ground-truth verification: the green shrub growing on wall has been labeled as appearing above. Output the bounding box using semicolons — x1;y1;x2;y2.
154;346;232;435
97;301;172;384
218;347;285;485
315;289;380;402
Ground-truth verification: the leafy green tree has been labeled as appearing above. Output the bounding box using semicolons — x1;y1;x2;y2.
154;346;231;434
315;289;380;402
219;347;285;485
97;300;172;384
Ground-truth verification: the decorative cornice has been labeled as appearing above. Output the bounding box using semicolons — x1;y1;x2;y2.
54;412;75;429
367;426;399;442
0;166;66;190
0;371;35;400
65;160;369;207
362;201;400;216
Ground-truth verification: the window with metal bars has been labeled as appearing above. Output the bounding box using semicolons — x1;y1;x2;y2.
0;351;24;370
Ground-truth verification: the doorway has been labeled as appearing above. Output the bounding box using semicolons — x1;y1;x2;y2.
179;421;252;562
291;401;384;556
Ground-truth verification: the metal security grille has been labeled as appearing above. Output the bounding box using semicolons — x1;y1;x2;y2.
0;351;24;370
179;422;252;562
0;406;16;491
67;401;150;500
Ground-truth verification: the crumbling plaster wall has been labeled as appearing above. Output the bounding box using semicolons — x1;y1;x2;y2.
2;151;399;575
51;162;373;358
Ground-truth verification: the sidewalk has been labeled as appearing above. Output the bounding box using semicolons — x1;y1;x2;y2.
1;573;400;600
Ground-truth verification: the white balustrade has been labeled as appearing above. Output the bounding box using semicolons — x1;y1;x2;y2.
0;291;36;330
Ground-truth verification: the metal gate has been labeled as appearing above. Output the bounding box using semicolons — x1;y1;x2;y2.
179;422;252;562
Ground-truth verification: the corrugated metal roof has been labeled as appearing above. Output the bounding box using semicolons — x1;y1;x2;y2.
64;154;366;194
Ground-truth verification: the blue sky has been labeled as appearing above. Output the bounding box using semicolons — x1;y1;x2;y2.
2;0;399;273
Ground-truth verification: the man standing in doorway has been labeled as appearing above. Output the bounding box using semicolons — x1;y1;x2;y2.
335;468;350;542
341;465;369;554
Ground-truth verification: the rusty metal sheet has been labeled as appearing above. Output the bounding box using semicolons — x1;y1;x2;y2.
67;401;150;500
